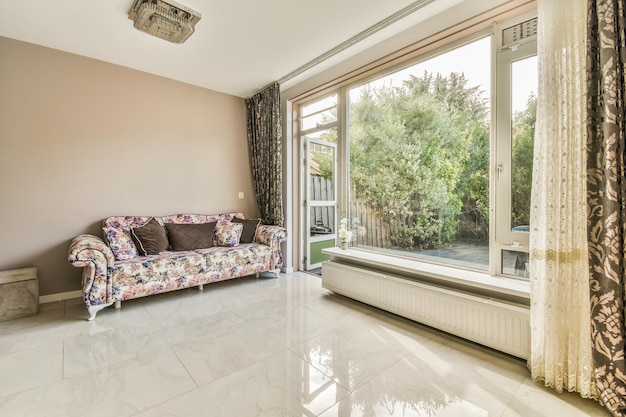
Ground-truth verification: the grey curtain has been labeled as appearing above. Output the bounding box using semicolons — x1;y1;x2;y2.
586;0;626;415
245;83;284;227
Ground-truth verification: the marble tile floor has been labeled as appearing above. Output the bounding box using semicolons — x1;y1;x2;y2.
0;271;610;417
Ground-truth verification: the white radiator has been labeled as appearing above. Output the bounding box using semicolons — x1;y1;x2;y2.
321;261;530;359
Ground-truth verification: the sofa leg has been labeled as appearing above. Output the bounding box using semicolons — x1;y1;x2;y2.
114;300;122;309
86;301;114;321
198;284;204;291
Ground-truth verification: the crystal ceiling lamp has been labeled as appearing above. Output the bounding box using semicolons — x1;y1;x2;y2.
128;0;201;44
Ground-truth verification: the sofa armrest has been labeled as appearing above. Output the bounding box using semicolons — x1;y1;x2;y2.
68;234;114;307
254;225;287;270
254;225;287;247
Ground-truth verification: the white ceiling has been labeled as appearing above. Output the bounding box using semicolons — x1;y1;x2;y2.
0;0;483;98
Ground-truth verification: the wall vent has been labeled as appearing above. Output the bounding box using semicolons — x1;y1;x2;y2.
502;16;538;48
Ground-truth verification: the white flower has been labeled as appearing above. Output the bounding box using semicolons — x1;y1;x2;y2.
338;218;352;242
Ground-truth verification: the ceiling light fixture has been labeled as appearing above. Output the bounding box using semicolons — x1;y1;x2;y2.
128;0;201;44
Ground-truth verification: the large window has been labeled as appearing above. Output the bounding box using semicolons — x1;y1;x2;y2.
349;36;492;272
296;14;537;279
494;17;538;278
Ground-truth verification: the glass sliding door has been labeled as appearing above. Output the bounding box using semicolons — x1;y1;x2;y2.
306;137;337;269
299;94;339;270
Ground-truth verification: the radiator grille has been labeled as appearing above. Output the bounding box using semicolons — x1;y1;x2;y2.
322;261;530;359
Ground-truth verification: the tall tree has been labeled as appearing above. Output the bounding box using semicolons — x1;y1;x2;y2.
350;72;489;249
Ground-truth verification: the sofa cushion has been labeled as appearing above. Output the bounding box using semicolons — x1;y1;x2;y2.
232;217;261;243
130;218;169;256
213;222;243;247
165;222;216;251
197;244;273;282
103;216;152;260
111;250;207;298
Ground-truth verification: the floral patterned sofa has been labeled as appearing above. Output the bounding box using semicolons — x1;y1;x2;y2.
68;212;287;320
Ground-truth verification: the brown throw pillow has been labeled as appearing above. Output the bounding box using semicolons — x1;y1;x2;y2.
130;218;168;256
165;222;216;251
232;217;261;243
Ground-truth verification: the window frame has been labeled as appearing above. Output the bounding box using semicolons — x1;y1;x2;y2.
492;12;538;277
293;10;538;281
297;91;342;270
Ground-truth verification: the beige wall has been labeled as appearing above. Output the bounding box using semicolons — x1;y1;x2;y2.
0;36;258;296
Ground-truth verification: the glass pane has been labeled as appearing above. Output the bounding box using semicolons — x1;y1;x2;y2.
502;249;529;278
309;142;335;201
510;55;538;231
301;109;337;131
310;206;335;237
301;94;337;117
304;127;337;143
348;36;491;271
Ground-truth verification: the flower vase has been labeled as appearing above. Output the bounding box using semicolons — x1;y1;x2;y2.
340;241;348;250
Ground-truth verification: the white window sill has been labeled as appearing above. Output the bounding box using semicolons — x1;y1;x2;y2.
322;247;530;303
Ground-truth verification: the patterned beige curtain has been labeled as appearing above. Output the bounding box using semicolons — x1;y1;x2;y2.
529;0;598;399
586;0;626;415
245;83;284;227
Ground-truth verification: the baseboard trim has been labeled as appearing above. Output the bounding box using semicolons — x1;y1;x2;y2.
40;290;82;304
